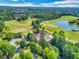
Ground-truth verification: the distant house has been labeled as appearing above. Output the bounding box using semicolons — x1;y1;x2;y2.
35;32;52;41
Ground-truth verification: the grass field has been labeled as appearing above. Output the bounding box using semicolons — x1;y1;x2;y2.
4;18;37;35
42;16;79;44
3;16;79;44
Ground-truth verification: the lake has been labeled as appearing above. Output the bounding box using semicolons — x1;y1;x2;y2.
55;21;79;31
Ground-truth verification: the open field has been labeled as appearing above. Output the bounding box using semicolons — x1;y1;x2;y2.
42;16;79;44
2;16;79;43
4;18;37;35
3;16;79;43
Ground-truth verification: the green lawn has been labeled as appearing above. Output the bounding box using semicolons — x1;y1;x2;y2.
42;16;79;44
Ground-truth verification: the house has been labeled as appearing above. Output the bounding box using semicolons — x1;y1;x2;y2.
35;32;52;41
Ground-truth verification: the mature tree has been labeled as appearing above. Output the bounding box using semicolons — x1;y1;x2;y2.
77;18;79;20
63;44;79;59
75;43;79;48
20;40;26;48
43;47;59;59
37;56;43;59
13;55;21;59
0;50;3;59
25;51;34;59
30;42;43;55
43;47;50;59
58;31;66;52
39;39;52;49
32;20;41;29
0;21;5;32
0;44;16;59
20;50;34;59
16;15;28;21
48;50;59;59
3;32;15;41
17;32;22;38
32;20;41;33
52;31;66;53
51;31;59;46
74;53;79;59
26;33;35;42
20;50;26;59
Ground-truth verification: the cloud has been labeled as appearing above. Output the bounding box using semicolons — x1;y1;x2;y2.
0;3;40;7
54;0;79;5
39;0;79;7
0;0;79;7
11;3;40;7
52;0;79;7
0;3;54;7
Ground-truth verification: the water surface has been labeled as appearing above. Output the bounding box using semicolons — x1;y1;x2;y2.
55;21;79;30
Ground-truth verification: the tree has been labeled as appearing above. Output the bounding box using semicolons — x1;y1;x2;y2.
43;47;59;59
20;50;34;59
32;20;41;33
32;20;41;29
52;31;66;54
77;18;79;20
37;56;43;59
16;15;28;21
48;50;59;59
13;55;21;59
30;42;43;55
39;39;52;49
74;53;79;59
20;50;26;59
0;44;16;59
51;31;59;46
75;43;79;47
26;33;35;42
3;32;15;41
0;21;5;32
20;40;26;48
43;47;49;59
17;32;22;38
0;50;3;59
58;31;66;52
63;44;79;59
25;51;34;59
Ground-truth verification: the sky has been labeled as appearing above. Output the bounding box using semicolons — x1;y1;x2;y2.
0;0;79;7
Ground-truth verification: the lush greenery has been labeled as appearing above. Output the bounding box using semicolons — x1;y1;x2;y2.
0;7;79;59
